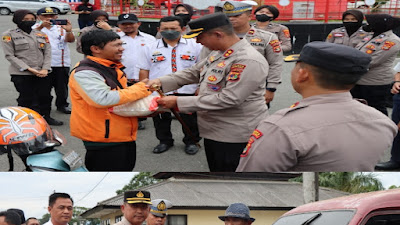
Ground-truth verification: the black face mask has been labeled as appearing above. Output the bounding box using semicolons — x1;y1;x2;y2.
176;13;192;26
18;21;36;33
256;14;272;22
343;21;361;36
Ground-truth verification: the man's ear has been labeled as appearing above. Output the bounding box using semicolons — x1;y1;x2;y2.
47;206;52;213
120;204;125;213
157;27;160;32
90;45;101;54
296;67;310;83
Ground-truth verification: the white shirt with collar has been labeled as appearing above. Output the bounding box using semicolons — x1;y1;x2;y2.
137;37;203;94
43;219;68;225
33;23;71;67
118;31;156;80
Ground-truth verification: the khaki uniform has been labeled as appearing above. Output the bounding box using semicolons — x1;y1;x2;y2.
245;28;282;89
114;217;130;225
253;23;292;52
159;39;269;143
326;27;369;48
76;25;120;54
2;28;52;75
236;92;398;172
355;30;400;85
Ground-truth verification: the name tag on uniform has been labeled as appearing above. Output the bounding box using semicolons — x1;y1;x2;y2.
333;33;344;37
58;42;65;50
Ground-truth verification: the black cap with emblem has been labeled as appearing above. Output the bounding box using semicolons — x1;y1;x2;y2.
124;190;152;204
183;13;231;38
117;13;139;24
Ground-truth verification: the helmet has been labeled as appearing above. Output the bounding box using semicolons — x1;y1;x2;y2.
0;106;65;155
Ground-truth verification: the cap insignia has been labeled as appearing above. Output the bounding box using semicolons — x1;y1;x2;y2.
123;14;129;19
223;2;235;11
137;191;144;198
157;201;166;211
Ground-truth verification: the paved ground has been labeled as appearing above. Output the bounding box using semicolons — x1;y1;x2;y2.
0;14;393;171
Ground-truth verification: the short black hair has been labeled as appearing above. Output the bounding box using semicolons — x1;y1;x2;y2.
300;62;363;90
0;211;21;225
159;16;184;28
49;193;74;207
254;5;280;19
6;209;24;224
25;218;38;225
81;29;120;56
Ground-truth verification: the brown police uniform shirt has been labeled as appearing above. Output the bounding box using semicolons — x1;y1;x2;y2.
76;25;120;54
2;28;52;75
236;92;398;172
355;30;400;85
244;28;283;89
253;23;292;52
326;27;369;48
114;217;130;225
159;39;269;143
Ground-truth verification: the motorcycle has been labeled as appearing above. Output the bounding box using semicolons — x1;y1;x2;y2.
0;106;88;172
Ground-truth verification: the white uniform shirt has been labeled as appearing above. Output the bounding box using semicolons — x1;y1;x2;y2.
33;23;71;67
137;37;202;94
118;31;156;80
43;220;68;225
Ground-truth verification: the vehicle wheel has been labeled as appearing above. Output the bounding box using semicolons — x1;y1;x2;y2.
0;8;11;15
51;7;60;14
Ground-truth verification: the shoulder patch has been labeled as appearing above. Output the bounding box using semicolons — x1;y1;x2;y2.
248;29;255;35
327;33;333;39
251;129;263;139
223;49;234;57
2;36;11;42
283;29;290;38
240;137;254;157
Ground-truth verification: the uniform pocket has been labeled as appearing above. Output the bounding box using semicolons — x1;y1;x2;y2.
14;39;29;51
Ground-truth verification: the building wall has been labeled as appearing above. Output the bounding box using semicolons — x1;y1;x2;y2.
101;209;288;225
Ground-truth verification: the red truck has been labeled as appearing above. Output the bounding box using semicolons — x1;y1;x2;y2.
272;189;400;225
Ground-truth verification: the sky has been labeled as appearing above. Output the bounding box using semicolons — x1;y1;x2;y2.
0;172;399;220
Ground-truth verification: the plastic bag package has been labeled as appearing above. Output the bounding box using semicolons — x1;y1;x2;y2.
109;92;166;117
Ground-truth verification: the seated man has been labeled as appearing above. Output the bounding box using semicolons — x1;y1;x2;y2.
236;41;398;172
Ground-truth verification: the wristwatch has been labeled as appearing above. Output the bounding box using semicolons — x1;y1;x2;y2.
266;88;276;92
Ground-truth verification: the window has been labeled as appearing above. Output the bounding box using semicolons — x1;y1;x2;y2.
167;215;187;225
115;215;122;223
102;219;110;225
364;213;400;225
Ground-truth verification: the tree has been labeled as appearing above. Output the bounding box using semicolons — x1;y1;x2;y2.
291;172;384;194
116;172;160;195
388;185;399;189
39;213;50;225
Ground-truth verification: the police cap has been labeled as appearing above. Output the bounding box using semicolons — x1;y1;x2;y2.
297;41;371;75
222;1;258;17
150;199;173;218
183;13;230;38
124;190;152;204
37;7;58;15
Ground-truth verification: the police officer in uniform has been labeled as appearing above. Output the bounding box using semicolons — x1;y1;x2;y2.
253;5;292;53
351;14;400;116
34;7;75;115
1;10;62;125
236;42;398;172
222;1;283;105
146;199;173;225
147;13;269;172
326;10;369;48
114;191;152;225
76;10;120;54
138;16;202;155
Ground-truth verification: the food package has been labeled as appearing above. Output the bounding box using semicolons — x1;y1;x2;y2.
109;92;166;117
